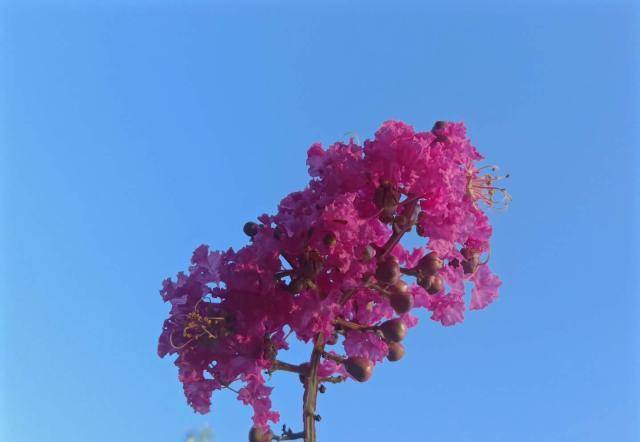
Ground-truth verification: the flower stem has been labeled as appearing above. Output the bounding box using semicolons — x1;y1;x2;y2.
303;333;325;442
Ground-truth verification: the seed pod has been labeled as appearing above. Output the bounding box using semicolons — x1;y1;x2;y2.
243;222;259;237
426;275;444;294
361;244;376;262
386;342;405;362
405;204;421;226
375;255;400;285
389;292;413;315
344;357;374;382
432;120;447;132
460;247;474;260
389;280;413;314
323;232;337;248
319;384;326;393
417;275;430;290
248;427;273;442
379;206;396;223
391;279;409;295
416;252;443;276
462;259;478;274
379;318;407;342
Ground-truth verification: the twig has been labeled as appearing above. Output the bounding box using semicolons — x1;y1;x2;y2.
319;375;346;384
333;317;371;332
272;360;307;375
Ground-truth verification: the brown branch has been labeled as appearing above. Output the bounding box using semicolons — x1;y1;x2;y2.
333;317;371;332
302;333;325;442
320;352;345;364
365;281;392;297
272;360;307;375
319;375;346;384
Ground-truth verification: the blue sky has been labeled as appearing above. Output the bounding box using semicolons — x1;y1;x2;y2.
1;1;638;441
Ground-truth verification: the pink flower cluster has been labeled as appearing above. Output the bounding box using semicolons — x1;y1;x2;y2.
158;120;506;431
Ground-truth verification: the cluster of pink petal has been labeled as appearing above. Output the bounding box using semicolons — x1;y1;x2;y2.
158;120;502;429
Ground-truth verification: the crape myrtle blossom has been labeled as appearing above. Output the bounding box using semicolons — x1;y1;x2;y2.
158;120;508;442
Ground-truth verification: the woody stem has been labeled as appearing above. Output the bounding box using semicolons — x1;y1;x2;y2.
302;333;324;442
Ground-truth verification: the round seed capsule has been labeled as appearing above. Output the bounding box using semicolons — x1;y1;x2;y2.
462;259;478;274
248;427;273;442
416;252;443;276
375;255;400;285
344;357;374;382
432;120;447;132
390;291;413;315
361;244;376;262
386;342;405;362
379;318;407;343
389;280;413;314
243;222;259;237
373;181;400;211
426;275;444;294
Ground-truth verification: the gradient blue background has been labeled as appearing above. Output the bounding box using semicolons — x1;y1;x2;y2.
2;1;638;441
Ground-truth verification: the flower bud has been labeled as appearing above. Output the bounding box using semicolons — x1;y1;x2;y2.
386;342;405;362
379;318;407;342
374;181;400;211
416;252;443;276
462;259;478;274
344;356;373;382
460;247;474;260
379;207;395;223
432;120;447;132
361;244;376;262
426;275;444;294
243;222;259;237
375;255;400;285
248;427;273;442
389;281;413;314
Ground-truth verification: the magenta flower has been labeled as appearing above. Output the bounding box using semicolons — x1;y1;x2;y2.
157;120;508;441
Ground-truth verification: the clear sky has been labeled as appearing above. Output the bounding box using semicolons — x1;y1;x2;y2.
1;1;638;441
